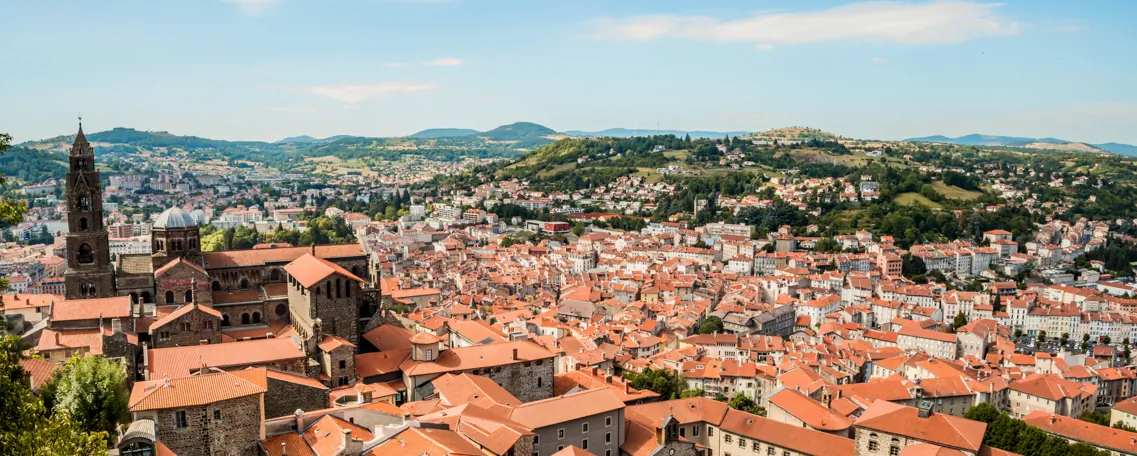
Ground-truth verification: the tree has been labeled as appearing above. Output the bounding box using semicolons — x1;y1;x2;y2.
1014;329;1024;339
1060;332;1070;346
992;294;1002;313
623;368;685;400
679;389;705;398
951;312;968;332
1104;335;1113;345
0;335;109;455
0;134;29;225
699;316;724;334
571;221;585;237
1037;331;1047;345
45;355;130;437
964;402;1000;424
1082;333;1091;352
728;393;766;416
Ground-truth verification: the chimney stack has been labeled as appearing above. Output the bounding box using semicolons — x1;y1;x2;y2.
111;318;123;335
294;409;305;434
512;348;519;360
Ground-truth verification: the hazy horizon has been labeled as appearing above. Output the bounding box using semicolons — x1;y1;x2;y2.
3;0;1135;144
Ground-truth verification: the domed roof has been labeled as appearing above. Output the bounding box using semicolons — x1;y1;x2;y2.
153;207;198;229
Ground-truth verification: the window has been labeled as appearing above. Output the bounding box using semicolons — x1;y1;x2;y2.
275;303;288;316
767;448;775;456
606;451;611;456
213;409;222;421
534;435;539;445
185;290;193;303
165;291;175;304
558;429;564;440
77;243;94;264
326;281;332;298
426;349;433;361
558;446;564;452
605;432;611;444
783;452;789;456
752;442;760;452
204;320;213;330
79;218;88;230
868;441;879;452
159;331;169;340
693;425;699;436
582;423;589;433
241;313;250;325
679;427;685;437
606;416;612;427
739;438;746;448
725;435;732;443
175;411;188;429
537;377;543;388
582;439;588;450
889;447;900;456
252;312;261;324
339;360;346;369
708;426;714;436
212;281;221;292
240;278;249;289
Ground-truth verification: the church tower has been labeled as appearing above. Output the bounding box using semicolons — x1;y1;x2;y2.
63;122;115;299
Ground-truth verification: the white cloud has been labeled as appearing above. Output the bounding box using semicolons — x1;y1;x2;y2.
223;0;279;16
756;44;774;51
871;57;888;64
425;57;463;67
302;82;436;103
588;1;1019;45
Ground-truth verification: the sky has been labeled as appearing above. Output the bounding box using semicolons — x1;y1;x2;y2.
2;0;1136;144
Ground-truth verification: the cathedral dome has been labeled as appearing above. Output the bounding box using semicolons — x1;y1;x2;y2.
153;207;198;229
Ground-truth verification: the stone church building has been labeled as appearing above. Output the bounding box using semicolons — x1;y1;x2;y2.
60;123;380;386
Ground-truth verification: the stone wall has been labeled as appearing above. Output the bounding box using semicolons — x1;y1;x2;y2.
155;394;262;456
264;376;327;420
151;307;223;349
289;274;361;345
484;358;555;403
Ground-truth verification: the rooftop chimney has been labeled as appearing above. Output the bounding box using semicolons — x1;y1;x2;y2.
281;441;287;455
294;409;305;434
512;348;519;360
111;318;123;335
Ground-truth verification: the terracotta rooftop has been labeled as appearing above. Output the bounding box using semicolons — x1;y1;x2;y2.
50;295;132;322
854;400;985;452
284;253;366;288
402;340;556;377
508;388;625;430
202;243;364;269
147;336;306;379
129;367;266;411
1024;411;1137;454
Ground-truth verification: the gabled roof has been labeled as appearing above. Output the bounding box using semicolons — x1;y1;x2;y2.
768;387;852;431
129;368;266;411
434;372;521;408
147;336;306;379
202;244;364;269
284;253;365;288
854;400;985;452
50;296;132;322
149;303;221;330
508;388;625;430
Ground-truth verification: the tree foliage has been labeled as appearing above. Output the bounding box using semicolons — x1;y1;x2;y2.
698;316;724;334
965;402;1113;456
622;368;685;400
0;336;109;455
44;355;130;437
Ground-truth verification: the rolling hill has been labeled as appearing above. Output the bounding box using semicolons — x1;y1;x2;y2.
905;133;1136;156
409;128;480;139
563;128;751;139
753;127;841;142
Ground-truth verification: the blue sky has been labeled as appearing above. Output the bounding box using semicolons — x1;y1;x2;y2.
2;0;1135;144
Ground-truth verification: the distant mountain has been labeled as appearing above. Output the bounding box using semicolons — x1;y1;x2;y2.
562;128;752;139
480;122;556;141
905;134;1037;146
276;135;356;144
1095;142;1137;156
905;133;1136;155
409;128;480;139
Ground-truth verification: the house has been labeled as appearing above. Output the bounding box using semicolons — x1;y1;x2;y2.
1008;374;1097;419
853;400;986;456
126;368;267;456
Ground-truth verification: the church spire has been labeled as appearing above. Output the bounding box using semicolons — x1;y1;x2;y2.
72;118;91;156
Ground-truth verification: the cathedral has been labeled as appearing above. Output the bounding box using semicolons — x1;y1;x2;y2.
59;123;380;384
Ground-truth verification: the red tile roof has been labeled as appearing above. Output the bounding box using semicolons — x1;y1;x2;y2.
147;336;306;379
284;253;366;288
855;400;985;452
202;244;364;269
50;296;132;322
129;368;266;411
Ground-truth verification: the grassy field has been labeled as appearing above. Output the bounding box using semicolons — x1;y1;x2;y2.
931;181;983;200
784;149;908;168
895;192;943;208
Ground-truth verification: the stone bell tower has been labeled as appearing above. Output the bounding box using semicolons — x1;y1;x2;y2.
63;121;115;299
